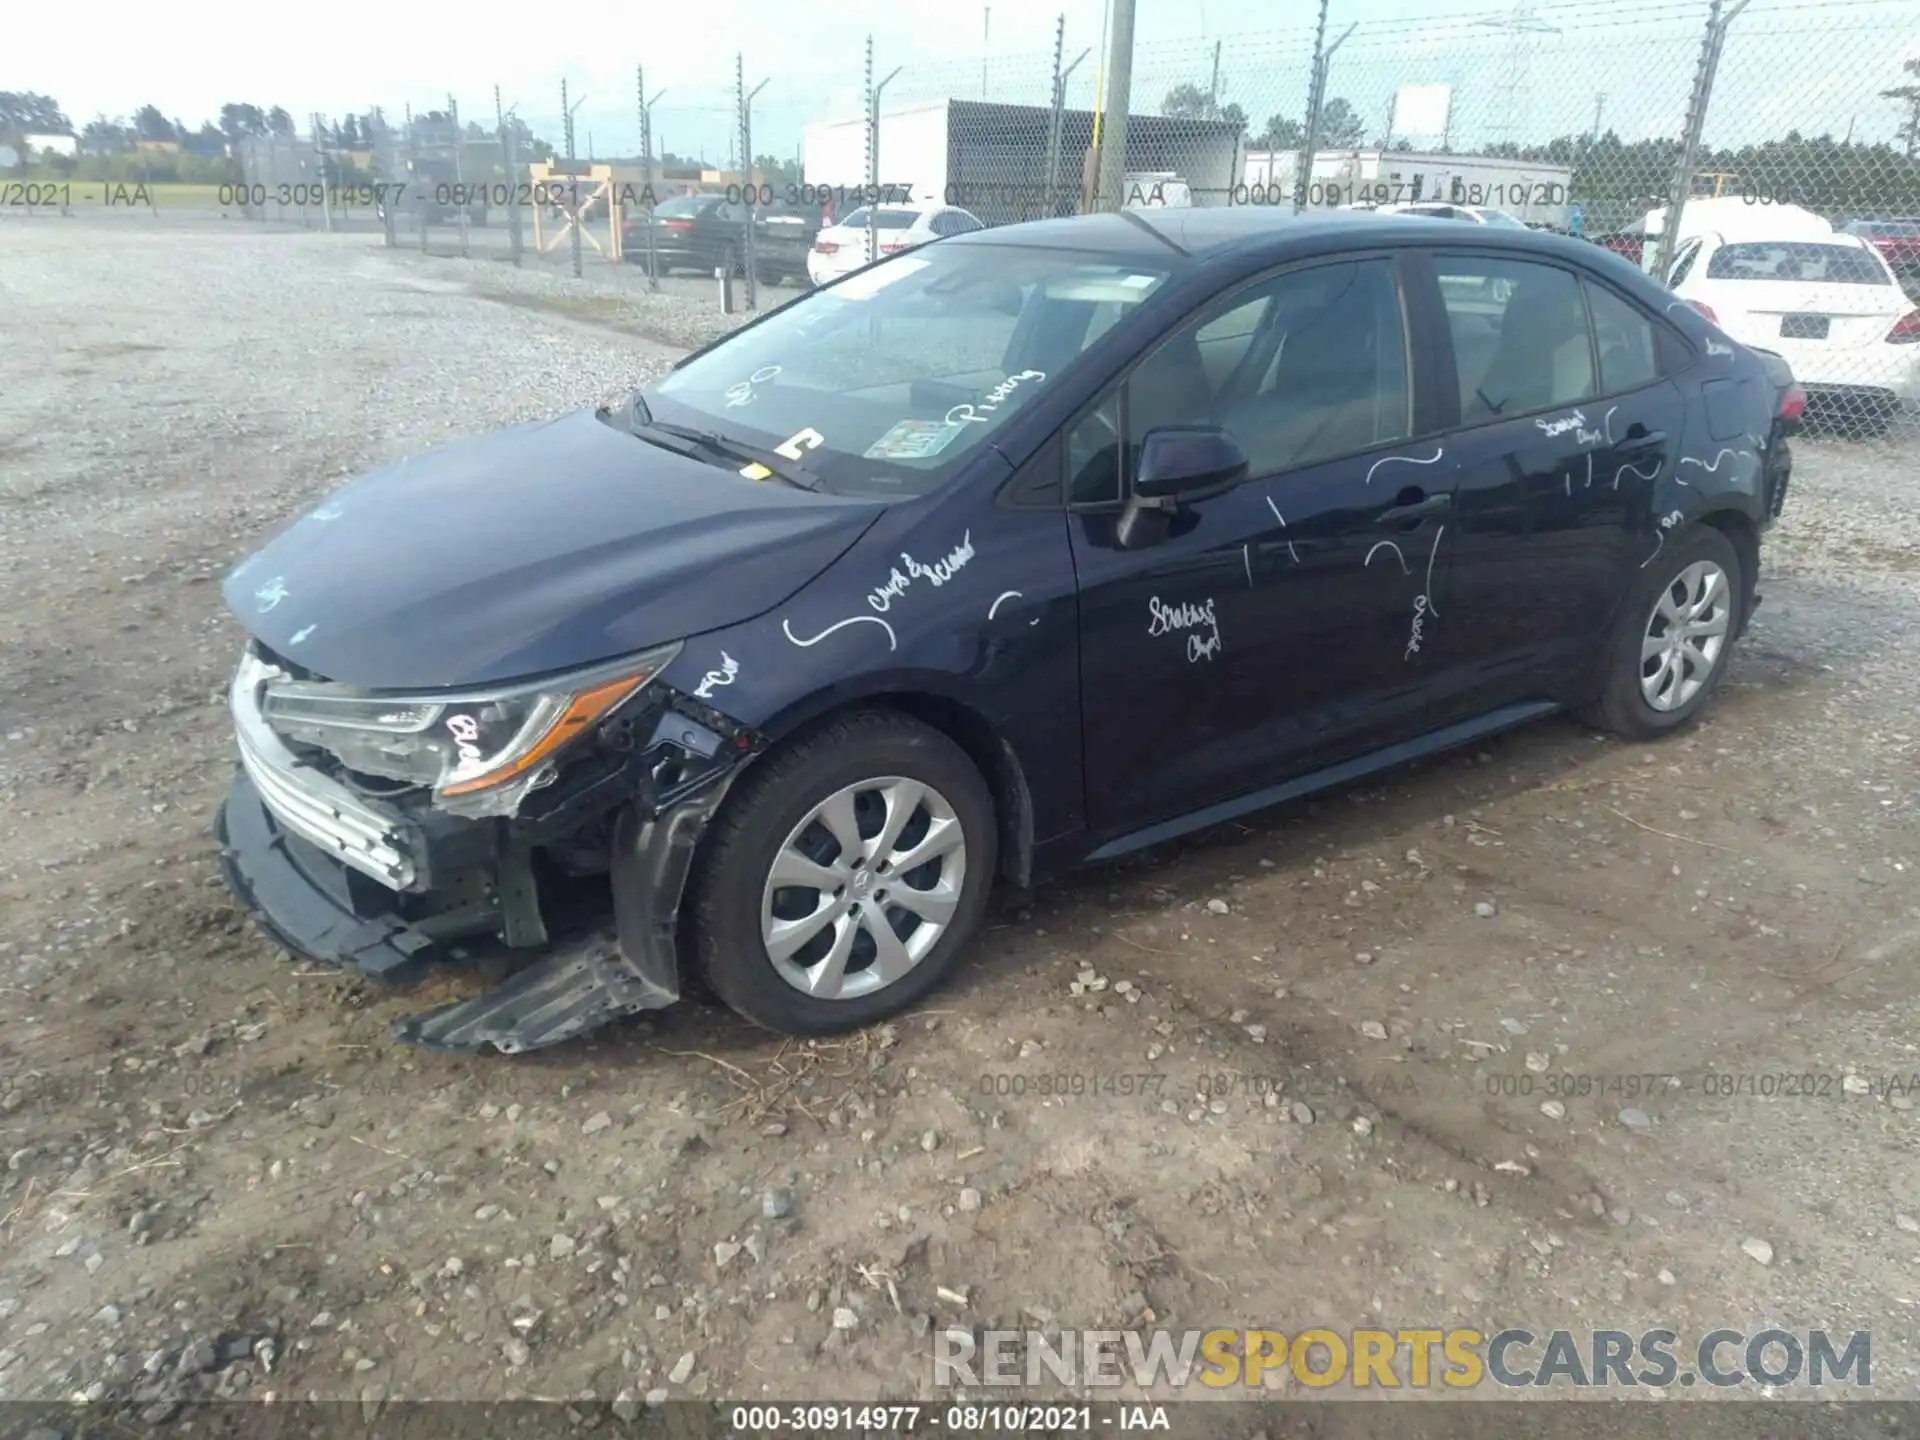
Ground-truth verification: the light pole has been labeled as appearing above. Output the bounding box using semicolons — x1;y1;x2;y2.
1091;0;1138;213
636;68;667;289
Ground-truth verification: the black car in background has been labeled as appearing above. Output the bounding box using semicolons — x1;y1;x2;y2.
621;193;819;286
217;209;1798;1055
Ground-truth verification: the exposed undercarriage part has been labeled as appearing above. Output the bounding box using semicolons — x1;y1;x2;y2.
217;667;764;1054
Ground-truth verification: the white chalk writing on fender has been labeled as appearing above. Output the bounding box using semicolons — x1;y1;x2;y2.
692;652;740;699
868;532;977;612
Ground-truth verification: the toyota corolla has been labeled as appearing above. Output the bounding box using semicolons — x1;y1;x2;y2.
216;208;1795;1054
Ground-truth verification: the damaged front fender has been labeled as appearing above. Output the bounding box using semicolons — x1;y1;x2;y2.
391;689;765;1054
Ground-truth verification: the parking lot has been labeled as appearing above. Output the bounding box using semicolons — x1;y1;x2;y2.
4;215;1920;1412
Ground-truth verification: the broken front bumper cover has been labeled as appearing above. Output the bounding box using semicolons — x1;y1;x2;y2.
215;699;759;1054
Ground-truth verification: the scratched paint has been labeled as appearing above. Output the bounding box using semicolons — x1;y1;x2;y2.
1403;526;1446;660
782;614;899;653
1640;510;1687;570
1364;539;1411;575
691;652;741;699
1263;497;1302;564
1364;447;1445;487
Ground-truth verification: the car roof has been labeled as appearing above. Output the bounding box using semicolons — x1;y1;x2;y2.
943;206;1594;268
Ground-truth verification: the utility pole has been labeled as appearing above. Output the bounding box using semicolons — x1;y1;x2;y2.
1298;3;1355;213
1091;0;1137;212
450;94;468;258
865;34;902;255
311;112;333;233
561;78;587;279
497;86;523;266
636;67;666;290
983;7;991;99
1654;0;1751;278
736;54;770;310
1591;92;1607;141
1475;1;1561;149
1208;39;1222;113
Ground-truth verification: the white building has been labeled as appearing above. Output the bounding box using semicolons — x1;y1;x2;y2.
24;133;78;159
804;99;1243;225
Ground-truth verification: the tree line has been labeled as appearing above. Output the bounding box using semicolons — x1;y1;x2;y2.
1160;83;1919;223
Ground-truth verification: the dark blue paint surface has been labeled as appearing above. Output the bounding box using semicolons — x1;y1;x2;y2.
223;213;1783;869
221;410;884;689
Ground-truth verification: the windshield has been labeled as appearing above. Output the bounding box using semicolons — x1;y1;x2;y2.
1705;241;1890;284
654;195;713;218
644;245;1171;496
1476;209;1530;228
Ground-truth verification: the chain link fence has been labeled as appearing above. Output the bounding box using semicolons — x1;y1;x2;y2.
224;0;1920;434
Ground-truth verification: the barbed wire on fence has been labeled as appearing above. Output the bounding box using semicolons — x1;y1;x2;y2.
220;0;1920;435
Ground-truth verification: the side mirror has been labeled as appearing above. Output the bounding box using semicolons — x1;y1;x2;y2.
1115;426;1250;550
1134;426;1250;505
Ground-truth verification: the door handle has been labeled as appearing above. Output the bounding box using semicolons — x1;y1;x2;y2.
1616;429;1667;453
1377;492;1452;528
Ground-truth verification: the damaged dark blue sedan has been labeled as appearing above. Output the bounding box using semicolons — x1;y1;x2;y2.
216;208;1799;1054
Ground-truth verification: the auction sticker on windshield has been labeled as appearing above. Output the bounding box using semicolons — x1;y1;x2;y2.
863;419;967;461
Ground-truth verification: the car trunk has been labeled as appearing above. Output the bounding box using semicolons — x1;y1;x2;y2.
1705;279;1905;354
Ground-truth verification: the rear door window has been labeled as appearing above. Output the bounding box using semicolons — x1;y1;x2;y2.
1436;255;1596;422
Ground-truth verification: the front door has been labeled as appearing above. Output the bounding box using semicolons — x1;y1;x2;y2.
1069;253;1455;838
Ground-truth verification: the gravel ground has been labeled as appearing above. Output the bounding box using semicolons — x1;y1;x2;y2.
3;215;1920;1417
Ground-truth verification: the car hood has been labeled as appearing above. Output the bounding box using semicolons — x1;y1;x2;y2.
222;408;885;689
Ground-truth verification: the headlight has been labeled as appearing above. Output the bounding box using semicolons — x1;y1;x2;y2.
260;643;681;817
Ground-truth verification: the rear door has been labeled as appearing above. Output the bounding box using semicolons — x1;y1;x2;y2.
1417;249;1684;722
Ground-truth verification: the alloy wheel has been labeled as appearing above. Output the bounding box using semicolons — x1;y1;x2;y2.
760;776;968;1000
1640;559;1731;712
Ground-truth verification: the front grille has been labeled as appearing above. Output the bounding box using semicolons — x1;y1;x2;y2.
229;649;419;890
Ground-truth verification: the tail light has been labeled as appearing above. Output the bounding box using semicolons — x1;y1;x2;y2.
1887;310;1920;343
662;219;692;232
1685;299;1719;323
1779;384;1806;422
879;241;910;255
812;240;838;254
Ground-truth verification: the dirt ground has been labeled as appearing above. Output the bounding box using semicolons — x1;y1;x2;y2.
3;215;1920;1416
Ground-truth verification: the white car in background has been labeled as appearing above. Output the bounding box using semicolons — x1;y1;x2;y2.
806;204;985;287
1667;227;1920;433
1361;200;1532;227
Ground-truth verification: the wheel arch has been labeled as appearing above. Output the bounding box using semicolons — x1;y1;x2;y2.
721;686;1036;890
1696;506;1759;637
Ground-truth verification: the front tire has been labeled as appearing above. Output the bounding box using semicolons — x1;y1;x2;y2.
685;711;997;1035
1586;525;1742;739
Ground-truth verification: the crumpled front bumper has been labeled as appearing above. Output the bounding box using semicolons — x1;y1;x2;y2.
215;690;761;1054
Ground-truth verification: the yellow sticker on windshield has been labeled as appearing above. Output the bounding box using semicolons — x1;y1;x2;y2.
739;462;773;480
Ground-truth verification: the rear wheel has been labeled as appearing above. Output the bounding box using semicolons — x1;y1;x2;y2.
1585;525;1742;739
685;711;997;1035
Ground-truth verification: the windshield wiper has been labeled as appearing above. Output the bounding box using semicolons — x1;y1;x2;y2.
638;419;822;491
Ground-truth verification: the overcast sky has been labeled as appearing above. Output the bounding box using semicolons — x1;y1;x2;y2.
17;0;1920;160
